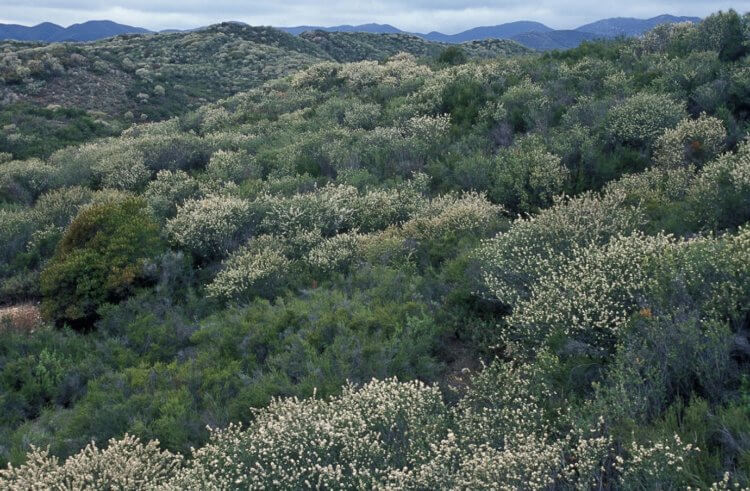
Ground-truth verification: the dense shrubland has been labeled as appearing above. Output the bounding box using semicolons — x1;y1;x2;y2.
0;24;526;161
1;10;750;489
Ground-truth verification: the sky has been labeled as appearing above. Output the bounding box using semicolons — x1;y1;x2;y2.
1;1;749;33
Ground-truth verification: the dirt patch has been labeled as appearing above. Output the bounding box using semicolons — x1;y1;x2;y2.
0;304;43;333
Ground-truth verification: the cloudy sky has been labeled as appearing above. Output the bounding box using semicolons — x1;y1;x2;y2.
1;1;749;33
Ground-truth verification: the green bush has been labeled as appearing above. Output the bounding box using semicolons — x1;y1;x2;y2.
40;198;165;328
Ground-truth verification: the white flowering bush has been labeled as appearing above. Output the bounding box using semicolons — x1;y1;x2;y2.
305;230;365;273
615;434;698;488
478;188;645;308
491;135;569;212
0;435;182;490
400;191;504;242
167;195;253;258
500;79;550;131
0;158;60;203
258;184;358;237
207;235;290;301
654;113;727;168
607;92;687;148
144;170;201;220
31;186;93;228
506;232;678;355
688;139;750;229
92;147;151;191
206;149;259;183
343;101;382;129
169;378;448;489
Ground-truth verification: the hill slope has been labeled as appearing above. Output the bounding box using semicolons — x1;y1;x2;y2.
299;30;531;62
0;24;531;159
511;30;601;51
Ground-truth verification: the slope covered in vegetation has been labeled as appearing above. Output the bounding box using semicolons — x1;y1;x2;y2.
0;24;527;161
1;10;750;489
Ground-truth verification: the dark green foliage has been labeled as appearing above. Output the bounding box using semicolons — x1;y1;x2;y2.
39;198;165;328
437;46;468;66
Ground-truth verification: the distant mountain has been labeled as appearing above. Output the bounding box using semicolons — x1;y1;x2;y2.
0;20;151;42
0;14;704;49
421;21;553;43
280;15;701;50
510;30;600;51
0;22;65;41
281;24;404;36
576;15;701;37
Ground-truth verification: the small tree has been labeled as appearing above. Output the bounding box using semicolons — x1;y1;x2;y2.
40;198;165;328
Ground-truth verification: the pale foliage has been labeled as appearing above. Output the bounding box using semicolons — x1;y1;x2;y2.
653;113;727;168
607;92;687;147
0;435;182;490
207;236;291;300
167;195;252;257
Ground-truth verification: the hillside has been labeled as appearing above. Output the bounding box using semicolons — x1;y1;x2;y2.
1;24;529;160
511;30;600;51
0;10;749;489
299;30;532;62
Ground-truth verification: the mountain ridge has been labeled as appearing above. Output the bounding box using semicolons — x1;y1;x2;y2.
0;20;150;42
0;15;702;51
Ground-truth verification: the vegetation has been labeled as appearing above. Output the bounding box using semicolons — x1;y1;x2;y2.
1;10;750;489
0;24;527;161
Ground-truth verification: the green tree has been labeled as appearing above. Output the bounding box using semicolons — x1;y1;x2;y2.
40;198;165;328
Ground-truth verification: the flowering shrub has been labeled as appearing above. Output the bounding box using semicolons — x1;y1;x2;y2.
607;92;687;148
688;139;750;229
478;188;645;308
491;135;569;213
30;186;93;228
144;170;200;221
169;378;448;489
653;113;727;168
0;158;60;203
400;191;504;242
506;232;678;355
0;435;182;490
207;236;291;301
206;149;259;183
167;195;253;258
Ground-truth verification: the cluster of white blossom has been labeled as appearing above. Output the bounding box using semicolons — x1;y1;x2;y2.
654;113;727;168
292;53;431;94
0;158;61;202
493;135;569;211
207;236;290;301
168;378;447;489
615;434;697;488
689;138;750;227
477;188;645;308
30;186;93;228
607;92;687;147
507;232;679;355
399;191;504;242
0;435;182;490
144;170;200;220
167;195;252;257
206;150;259;184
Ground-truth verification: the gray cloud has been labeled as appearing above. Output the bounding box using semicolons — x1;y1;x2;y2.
1;1;749;33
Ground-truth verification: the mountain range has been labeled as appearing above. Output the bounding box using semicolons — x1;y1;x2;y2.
0;15;702;50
